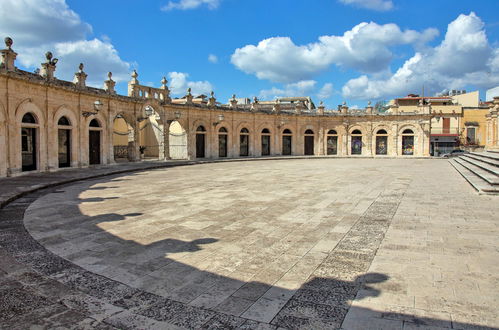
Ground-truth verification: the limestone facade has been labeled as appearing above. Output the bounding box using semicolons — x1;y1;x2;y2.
0;38;434;177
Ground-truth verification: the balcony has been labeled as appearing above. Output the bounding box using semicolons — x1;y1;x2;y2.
431;127;460;135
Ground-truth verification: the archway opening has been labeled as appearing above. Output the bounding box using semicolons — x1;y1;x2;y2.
282;129;292;156
113;115;134;162
169;121;188;160
240;128;249;156
21;112;38;171
261;128;271;156
57;116;71;167
327;129;338;155
218;127;228;158
196;125;206;158
304;129;314;155
375;129;388;155
139;106;162;159
402;129;415;155
89;119;101;165
351;129;362;155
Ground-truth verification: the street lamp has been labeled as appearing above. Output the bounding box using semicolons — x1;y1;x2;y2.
166;111;182;124
83;100;102;117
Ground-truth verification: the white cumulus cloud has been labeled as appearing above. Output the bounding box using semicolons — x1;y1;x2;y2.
259;80;335;102
339;0;394;11
161;0;220;11
231;22;438;83
342;12;499;100
168;72;213;96
208;54;218;63
317;83;334;100
0;0;130;86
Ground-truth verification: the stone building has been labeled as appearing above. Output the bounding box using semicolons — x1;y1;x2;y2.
0;37;435;177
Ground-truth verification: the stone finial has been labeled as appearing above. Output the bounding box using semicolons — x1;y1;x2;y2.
185;87;193;104
230;94;238;108
273;99;281;113
341;101;349;114
251;96;259;112
366;100;373;114
73;62;87;88
208;91;216;107
104;71;116;94
0;36;17;72
161;76;168;87
295;101;304;114
40;51;58;80
318;101;325;115
4;37;13;49
129;69;139;84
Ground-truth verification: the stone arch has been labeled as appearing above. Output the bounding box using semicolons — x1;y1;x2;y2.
372;124;392;156
85;113;107;166
215;122;230;158
257;122;273;156
348;126;364;156
112;111;135;162
299;123;318;156
138;103;163;159
235;121;252;157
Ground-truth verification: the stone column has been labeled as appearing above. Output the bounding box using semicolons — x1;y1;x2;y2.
163;122;171;160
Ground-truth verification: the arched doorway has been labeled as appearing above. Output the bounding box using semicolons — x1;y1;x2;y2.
304;129;314;155
169;121;188;159
282;129;292;155
89;119;101;165
240;128;249;156
375;129;388;155
351;129;362;155
218;127;228;157
326;129;338;155
261;128;271;156
21;112;38;171
112;115;133;162
57;116;71;167
402;129;415;155
196;125;206;158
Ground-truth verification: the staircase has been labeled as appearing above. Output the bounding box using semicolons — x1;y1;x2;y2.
449;150;499;195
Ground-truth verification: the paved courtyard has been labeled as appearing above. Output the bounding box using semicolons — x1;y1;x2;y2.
1;158;498;329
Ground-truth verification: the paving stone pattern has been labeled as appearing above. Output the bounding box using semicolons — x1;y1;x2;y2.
0;159;498;329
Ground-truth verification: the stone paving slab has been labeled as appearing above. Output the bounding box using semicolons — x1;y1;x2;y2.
0;158;498;329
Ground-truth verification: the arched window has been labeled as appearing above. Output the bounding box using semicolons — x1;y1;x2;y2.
196;126;206;158
261;128;271;156
304;129;314;155
305;129;314;135
282;129;292;155
401;128;415;155
21;112;38;171
89;119;101;127
375;129;388;155
327;129;338;155
58;116;70;126
240;128;249;156
22;112;37;124
218;127;228;157
351;129;362;155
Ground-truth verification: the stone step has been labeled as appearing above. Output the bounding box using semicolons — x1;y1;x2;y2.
470;151;499;162
454;158;499;185
449;159;499;195
460;155;499;176
465;153;499;167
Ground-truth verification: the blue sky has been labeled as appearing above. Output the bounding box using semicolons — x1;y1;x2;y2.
1;0;498;107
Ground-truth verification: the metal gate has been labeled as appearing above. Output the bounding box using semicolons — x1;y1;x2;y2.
169;131;188;159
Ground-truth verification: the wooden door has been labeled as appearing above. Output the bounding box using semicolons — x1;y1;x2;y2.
89;130;101;165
